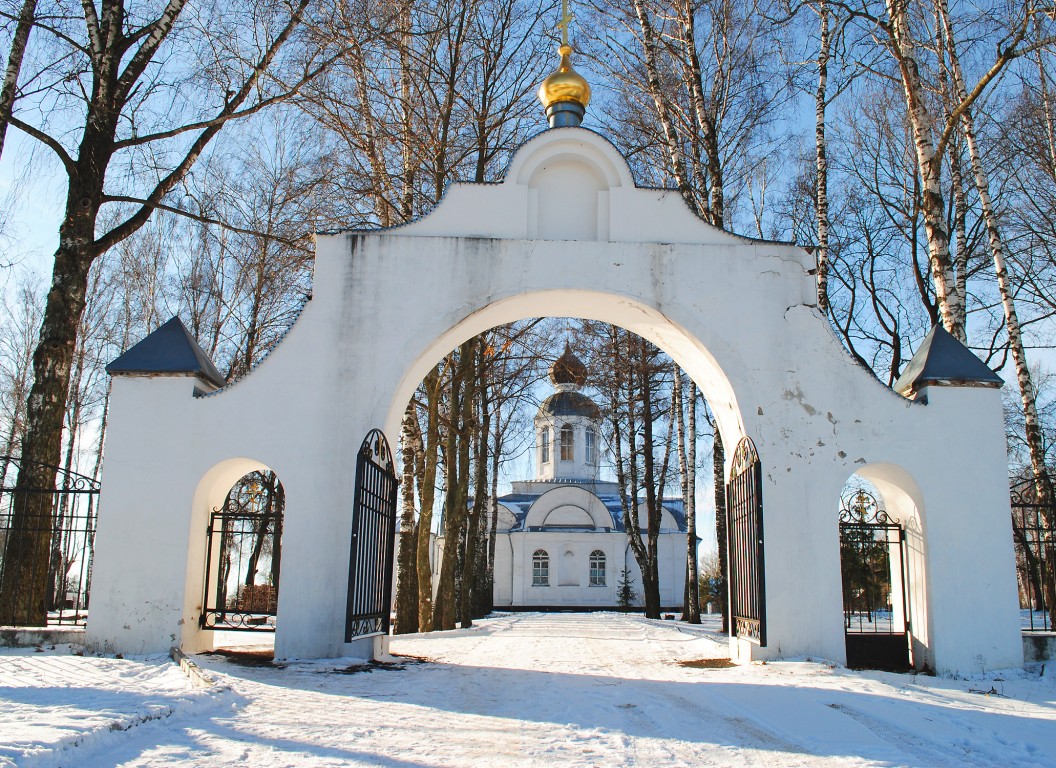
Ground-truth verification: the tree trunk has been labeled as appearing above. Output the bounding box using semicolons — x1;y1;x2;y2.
0;200;99;624
0;0;37;161
434;340;475;630
630;0;698;215
814;0;831;314
713;427;728;633
460;350;489;628
636;340;661;618
884;0;964;341
685;380;700;623
415;369;442;632
939;0;1053;507
395;404;420;634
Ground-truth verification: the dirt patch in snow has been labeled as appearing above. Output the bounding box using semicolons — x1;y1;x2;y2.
208;648;283;668
335;654;432;675
676;658;736;669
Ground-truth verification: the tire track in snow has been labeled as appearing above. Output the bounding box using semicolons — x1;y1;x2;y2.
826;702;1009;768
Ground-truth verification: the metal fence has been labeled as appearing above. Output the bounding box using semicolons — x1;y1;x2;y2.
1011;480;1055;633
0;456;99;627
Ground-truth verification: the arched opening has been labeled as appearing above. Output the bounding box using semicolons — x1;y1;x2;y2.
559;424;575;462
384;304;760;642
186;459;286;653
382;290;747;455
838;467;929;671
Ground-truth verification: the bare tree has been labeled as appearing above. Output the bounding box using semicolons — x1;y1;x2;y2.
0;0;335;625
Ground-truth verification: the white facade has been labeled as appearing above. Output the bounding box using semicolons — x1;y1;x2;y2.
87;127;1024;674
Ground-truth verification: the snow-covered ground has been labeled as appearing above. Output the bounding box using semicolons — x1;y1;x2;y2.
2;612;1055;767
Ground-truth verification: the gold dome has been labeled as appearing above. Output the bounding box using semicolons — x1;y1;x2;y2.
538;44;591;111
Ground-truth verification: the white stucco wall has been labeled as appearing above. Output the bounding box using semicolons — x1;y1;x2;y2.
87;128;1023;673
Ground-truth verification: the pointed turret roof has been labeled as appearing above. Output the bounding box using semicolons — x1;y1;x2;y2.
893;325;1002;397
106;316;226;389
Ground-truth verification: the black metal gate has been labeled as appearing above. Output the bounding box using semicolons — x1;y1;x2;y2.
839;490;910;670
727;437;766;646
345;429;398;641
0;456;99;626
1011;479;1055;632
200;471;284;632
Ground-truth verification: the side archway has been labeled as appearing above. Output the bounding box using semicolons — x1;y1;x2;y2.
183;457;285;652
839;464;930;671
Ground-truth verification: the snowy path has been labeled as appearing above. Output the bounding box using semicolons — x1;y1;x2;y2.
2;612;1055;767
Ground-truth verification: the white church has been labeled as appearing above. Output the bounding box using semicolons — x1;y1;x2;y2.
442;343;689;610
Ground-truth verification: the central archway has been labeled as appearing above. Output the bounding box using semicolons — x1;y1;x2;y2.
382;290;749;459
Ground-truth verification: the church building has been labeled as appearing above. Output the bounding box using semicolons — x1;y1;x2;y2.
463;344;689;610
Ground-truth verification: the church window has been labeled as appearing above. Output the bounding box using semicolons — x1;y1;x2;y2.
532;550;550;586
560;424;574;461
585;427;596;464
589;550;606;586
541;427;550;463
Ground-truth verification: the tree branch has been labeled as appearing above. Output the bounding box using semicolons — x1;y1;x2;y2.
95;0;311;253
100;194;310;247
112;51;345;150
115;0;189;102
8;115;76;174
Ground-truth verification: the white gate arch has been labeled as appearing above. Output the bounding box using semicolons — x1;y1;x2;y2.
88;127;1023;674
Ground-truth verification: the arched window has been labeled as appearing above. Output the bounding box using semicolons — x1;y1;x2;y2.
541;427;551;464
585;427;596;464
560;424;574;461
532;550;550;586
589;550;606;586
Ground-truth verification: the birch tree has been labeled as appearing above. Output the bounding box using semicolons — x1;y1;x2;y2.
936;0;1052;502
0;0;337;625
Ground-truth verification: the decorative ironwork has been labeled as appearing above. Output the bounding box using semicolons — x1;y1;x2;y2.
1010;478;1055;633
726;437;766;647
199;471;284;632
345;430;398;642
839;488;910;670
0;456;100;626
839;490;898;526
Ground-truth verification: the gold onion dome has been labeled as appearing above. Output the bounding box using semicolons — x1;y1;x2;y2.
538;44;591;127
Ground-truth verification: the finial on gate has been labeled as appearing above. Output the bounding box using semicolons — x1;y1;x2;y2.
537;0;591;128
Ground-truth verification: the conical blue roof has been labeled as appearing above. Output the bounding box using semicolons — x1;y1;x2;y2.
106;316;226;389
893;325;1002;396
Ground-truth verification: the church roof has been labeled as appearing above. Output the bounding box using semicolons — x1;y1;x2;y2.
106;316;226;389
893;325;1003;397
496;490;687;534
539;390;600;418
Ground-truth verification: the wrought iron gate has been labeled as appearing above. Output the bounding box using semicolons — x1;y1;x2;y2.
1011;479;1055;632
345;429;398;641
726;437;766;646
200;471;284;632
839;490;910;670
0;456;99;626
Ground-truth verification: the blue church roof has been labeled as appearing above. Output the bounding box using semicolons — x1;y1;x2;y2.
497;489;687;533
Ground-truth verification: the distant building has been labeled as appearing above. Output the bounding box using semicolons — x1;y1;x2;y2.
438;344;688;610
